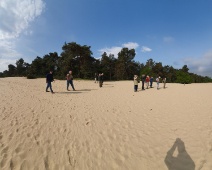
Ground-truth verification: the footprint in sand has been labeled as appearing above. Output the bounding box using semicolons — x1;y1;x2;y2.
85;117;94;126
26;133;31;138
44;156;50;170
34;133;41;146
0;132;3;140
0;153;8;168
10;156;22;170
10;120;14;126
67;150;76;167
2;107;6;113
15;145;23;154
8;133;14;142
20;160;30;170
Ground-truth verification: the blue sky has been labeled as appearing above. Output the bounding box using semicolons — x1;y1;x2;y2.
1;0;212;77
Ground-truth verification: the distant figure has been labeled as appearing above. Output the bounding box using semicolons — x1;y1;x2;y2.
101;73;104;85
134;75;139;92
98;73;103;87
46;71;54;93
150;76;154;88
156;76;160;90
141;74;146;90
66;70;75;91
94;73;98;83
145;75;150;89
162;77;166;89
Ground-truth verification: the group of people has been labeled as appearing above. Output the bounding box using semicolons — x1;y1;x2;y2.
46;71;166;94
46;70;76;94
134;74;166;92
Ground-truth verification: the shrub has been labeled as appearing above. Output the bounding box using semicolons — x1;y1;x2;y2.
27;74;36;79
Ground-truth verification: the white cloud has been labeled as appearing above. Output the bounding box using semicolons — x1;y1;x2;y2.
141;46;152;53
0;58;17;71
99;46;122;58
0;59;17;71
122;42;139;49
99;42;139;58
0;40;20;57
163;36;174;43
183;51;212;77
0;0;45;72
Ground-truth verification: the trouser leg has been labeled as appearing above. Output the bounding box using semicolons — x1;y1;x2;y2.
70;80;75;90
67;80;69;90
46;83;49;91
134;85;138;92
46;82;53;92
142;81;144;90
49;82;53;92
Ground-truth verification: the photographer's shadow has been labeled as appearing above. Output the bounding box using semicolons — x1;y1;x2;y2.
164;138;195;170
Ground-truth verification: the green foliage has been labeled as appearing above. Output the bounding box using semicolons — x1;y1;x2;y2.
181;65;189;73
27;74;36;79
0;72;5;77
8;64;16;77
59;42;95;79
115;48;136;80
175;71;193;84
163;65;177;82
1;42;212;83
100;53;116;80
140;67;152;76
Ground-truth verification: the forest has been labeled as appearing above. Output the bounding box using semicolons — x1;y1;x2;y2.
0;42;211;83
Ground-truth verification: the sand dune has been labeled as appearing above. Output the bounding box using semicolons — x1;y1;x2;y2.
0;77;212;170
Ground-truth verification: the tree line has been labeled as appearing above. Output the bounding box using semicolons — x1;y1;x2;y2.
0;42;211;83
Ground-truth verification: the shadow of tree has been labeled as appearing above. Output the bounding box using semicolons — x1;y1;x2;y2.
165;138;195;170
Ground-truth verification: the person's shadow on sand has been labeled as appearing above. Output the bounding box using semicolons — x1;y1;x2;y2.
164;138;195;170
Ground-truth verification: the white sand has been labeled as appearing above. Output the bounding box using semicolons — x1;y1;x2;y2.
0;77;212;170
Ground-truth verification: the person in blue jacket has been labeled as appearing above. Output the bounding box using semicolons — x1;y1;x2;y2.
150;76;154;88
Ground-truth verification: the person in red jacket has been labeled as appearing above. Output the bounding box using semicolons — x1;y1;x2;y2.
145;75;150;89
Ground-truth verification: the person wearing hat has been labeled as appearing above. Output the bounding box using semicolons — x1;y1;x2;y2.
134;75;139;92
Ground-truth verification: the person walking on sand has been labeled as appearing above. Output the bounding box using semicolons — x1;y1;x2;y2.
145;75;150;89
162;77;166;89
156;76;160;90
134;75;139;92
141;74;146;90
101;73;104;85
94;73;98;83
46;70;54;93
66;70;76;91
98;73;103;87
150;76;154;88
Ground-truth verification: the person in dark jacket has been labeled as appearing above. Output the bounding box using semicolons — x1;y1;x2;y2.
141;74;146;90
98;73;103;87
150;76;154;88
46;71;54;93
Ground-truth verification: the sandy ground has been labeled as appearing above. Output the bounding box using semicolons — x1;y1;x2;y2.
0;77;212;170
